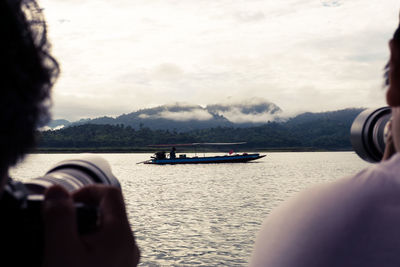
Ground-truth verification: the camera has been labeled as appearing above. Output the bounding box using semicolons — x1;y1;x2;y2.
350;107;392;163
0;155;120;267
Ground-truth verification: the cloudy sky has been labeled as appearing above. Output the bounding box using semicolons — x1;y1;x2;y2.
40;0;400;121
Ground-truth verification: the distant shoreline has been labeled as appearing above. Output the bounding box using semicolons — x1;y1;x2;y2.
33;147;353;154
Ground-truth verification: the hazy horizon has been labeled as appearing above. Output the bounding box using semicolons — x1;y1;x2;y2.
48;100;363;125
50;100;367;123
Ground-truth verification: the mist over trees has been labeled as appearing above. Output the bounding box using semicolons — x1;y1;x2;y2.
37;108;363;151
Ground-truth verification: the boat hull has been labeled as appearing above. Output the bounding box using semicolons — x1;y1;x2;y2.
144;153;265;165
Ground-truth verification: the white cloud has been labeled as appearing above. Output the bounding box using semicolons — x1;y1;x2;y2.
235;11;265;23
216;108;279;123
136;103;214;121
158;110;213;121
38;125;65;131
207;97;282;123
152;63;184;81
40;0;400;120
320;0;342;7
138;114;150;119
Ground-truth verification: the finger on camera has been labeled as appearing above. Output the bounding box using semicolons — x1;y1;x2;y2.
43;186;80;245
73;184;128;224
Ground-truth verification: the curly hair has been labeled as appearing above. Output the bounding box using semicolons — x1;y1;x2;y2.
0;0;59;169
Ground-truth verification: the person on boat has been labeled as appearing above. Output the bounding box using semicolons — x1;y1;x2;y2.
154;151;166;160
1;1;140;266
170;147;176;159
250;20;400;267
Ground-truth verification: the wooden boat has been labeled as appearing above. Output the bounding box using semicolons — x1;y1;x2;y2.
143;152;265;165
140;142;266;165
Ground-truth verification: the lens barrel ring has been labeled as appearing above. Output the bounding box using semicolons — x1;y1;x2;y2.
350;107;392;163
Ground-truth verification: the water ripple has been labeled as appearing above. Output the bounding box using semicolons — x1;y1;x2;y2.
10;152;368;266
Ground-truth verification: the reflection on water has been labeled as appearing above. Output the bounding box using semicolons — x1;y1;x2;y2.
10;152;368;266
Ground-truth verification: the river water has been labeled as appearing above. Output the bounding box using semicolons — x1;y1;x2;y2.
10;152;369;266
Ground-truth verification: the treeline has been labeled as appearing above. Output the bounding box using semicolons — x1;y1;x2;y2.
37;115;356;151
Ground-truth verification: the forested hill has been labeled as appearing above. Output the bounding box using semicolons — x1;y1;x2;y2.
37;108;364;151
47;100;282;131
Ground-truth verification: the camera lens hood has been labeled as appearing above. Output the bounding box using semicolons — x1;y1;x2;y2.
46;155;120;188
350;107;391;163
25;155;121;194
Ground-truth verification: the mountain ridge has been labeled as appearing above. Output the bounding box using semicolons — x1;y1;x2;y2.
39;107;365;151
47;101;362;132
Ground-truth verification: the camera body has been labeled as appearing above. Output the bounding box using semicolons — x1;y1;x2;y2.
0;155;120;267
350;107;392;163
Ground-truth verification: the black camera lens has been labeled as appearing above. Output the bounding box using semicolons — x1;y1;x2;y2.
24;155;120;194
350;107;392;163
0;155;121;267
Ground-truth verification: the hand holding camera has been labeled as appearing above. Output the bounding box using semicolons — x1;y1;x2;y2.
43;184;140;267
0;155;140;267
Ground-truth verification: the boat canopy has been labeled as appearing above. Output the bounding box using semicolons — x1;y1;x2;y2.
147;142;247;147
